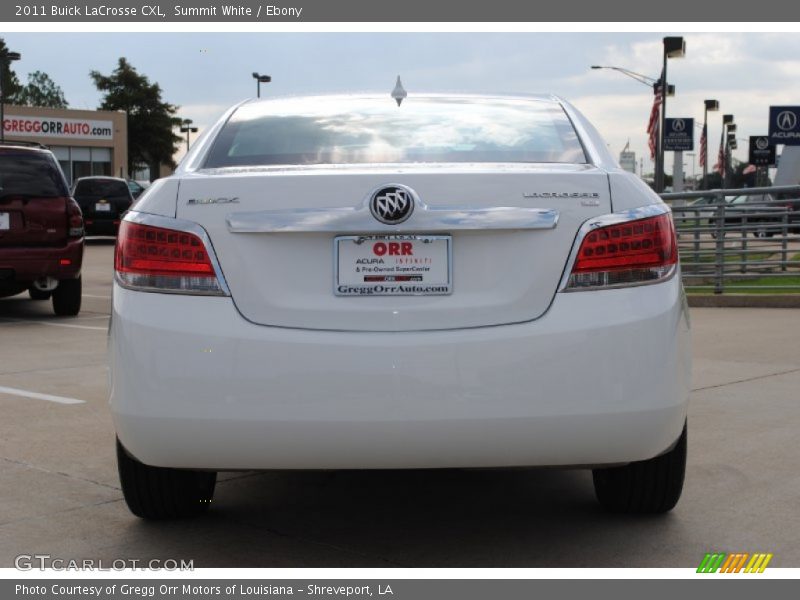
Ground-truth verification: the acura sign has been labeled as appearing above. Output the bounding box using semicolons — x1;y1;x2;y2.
768;106;800;145
664;118;694;151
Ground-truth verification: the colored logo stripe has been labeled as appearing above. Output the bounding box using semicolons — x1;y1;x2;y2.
720;553;749;573
697;553;726;573
697;552;773;573
745;553;773;573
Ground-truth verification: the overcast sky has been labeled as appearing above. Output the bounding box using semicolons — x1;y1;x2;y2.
4;32;799;173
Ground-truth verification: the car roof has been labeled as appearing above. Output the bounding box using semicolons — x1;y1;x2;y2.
239;93;564;112
0;141;53;154
74;176;127;183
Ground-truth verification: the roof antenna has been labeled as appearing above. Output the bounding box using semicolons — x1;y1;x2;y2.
391;76;407;106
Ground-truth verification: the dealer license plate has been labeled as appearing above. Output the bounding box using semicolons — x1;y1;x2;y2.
95;202;111;212
335;235;452;296
0;212;9;230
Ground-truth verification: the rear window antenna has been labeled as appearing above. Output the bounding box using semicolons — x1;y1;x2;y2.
391;76;407;106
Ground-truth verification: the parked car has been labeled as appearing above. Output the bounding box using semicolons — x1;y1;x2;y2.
0;141;84;315
743;195;800;237
111;94;690;518
72;176;134;236
708;194;799;238
685;195;737;222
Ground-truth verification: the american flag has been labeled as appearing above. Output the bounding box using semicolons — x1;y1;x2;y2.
647;84;663;160
713;130;726;176
699;123;708;168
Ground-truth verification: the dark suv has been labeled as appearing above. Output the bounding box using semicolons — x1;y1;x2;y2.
0;142;84;315
72;176;134;236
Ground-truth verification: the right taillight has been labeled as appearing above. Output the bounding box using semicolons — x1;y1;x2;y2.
67;198;84;238
115;220;227;295
564;212;678;290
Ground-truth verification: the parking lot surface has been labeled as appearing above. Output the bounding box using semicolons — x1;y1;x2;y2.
1;239;799;568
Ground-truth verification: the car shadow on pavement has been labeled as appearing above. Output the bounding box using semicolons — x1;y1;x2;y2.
116;467;684;568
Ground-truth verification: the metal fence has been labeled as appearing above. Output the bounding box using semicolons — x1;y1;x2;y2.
661;185;800;294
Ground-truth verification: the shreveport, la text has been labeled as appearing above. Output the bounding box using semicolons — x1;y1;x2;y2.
16;584;393;597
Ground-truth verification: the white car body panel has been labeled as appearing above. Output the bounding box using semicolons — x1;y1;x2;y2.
110;277;690;470
110;93;691;470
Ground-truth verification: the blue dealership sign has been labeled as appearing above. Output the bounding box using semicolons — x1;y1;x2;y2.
664;118;694;151
768;106;800;145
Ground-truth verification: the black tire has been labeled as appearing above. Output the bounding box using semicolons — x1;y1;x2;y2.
29;287;52;300
117;438;217;519
51;277;81;316
592;422;687;514
753;226;774;239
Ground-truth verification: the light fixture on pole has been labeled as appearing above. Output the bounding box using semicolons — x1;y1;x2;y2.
655;36;686;194
179;118;198;152
251;72;271;98
589;65;676;96
0;48;22;143
591;65;675;189
702;99;719;190
722;114;734;187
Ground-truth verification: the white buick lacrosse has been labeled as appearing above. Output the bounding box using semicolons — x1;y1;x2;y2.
111;93;690;518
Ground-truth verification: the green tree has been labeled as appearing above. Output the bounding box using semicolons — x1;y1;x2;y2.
0;38;23;104
90;58;181;179
16;71;68;108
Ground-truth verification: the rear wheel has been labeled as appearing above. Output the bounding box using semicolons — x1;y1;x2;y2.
592;422;687;514
28;287;51;300
52;277;81;316
753;224;774;238
117;438;217;519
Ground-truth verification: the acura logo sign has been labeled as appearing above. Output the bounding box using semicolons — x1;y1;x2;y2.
370;185;415;224
777;110;798;131
672;119;686;132
755;137;769;150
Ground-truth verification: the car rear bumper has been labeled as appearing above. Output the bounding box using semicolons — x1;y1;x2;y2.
110;276;691;470
0;239;83;284
83;213;123;236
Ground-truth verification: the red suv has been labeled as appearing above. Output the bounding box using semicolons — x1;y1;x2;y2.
0;142;84;315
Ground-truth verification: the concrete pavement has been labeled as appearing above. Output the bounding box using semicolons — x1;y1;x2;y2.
0;239;798;568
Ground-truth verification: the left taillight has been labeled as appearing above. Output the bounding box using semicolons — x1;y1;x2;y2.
114;220;227;295
564;212;678;290
67;198;84;238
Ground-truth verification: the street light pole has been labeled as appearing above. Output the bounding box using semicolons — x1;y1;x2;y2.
656;57;667;193
251;72;271;98
702;99;719;190
726;125;737;188
0;48;22;143
721;114;734;188
179;118;198;153
656;36;686;193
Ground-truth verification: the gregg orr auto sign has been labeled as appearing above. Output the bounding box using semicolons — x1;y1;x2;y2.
3;115;114;140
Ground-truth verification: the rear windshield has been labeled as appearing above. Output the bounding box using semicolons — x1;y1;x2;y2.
0;150;69;198
205;97;587;167
74;179;129;198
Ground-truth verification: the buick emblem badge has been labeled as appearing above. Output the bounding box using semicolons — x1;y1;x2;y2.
370;185;415;224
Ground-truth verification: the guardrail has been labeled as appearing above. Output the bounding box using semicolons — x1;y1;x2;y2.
661;185;800;294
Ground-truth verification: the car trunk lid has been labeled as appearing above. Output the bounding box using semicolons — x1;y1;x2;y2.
176;164;611;331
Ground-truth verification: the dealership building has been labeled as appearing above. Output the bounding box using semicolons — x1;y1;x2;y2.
2;105;128;186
